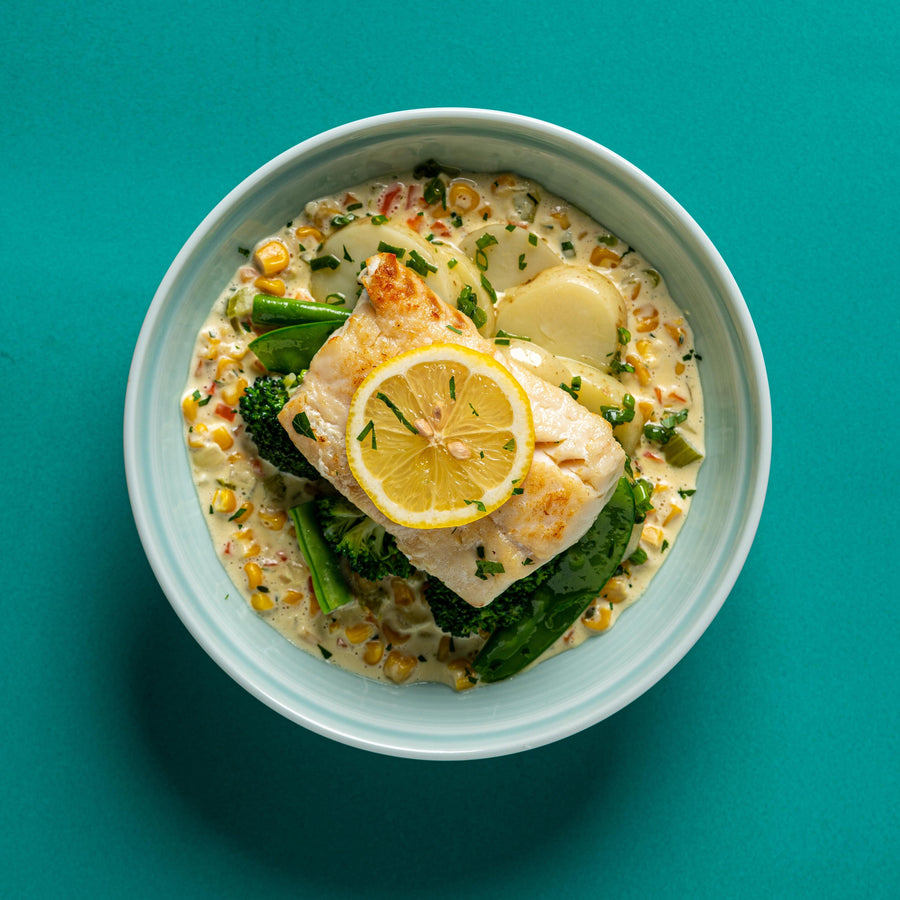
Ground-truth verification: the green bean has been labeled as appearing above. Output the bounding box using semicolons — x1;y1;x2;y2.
251;293;350;327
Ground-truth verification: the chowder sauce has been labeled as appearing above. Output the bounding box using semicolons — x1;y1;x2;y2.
181;167;704;689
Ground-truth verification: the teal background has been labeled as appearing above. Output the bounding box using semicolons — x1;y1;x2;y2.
3;1;897;897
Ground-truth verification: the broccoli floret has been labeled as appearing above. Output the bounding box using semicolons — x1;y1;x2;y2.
423;559;558;638
238;375;319;480
315;494;413;582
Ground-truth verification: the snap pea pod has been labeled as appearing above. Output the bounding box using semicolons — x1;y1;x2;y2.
472;477;636;683
289;502;352;614
251;294;351;328
249;322;342;374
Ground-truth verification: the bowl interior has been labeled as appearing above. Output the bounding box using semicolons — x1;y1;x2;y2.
125;109;770;759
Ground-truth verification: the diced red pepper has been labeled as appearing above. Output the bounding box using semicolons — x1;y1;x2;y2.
214;402;236;422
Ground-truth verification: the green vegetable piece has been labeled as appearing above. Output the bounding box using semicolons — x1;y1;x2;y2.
289;502;353;614
472;477;636;683
249;322;341;373
662;431;704;467
251;294;350;328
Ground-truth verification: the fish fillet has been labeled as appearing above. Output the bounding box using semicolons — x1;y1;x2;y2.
278;253;625;607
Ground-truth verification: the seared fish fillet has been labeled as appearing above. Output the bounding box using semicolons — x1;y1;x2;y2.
279;253;625;607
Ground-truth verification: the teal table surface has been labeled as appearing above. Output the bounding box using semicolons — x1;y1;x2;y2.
3;1;898;897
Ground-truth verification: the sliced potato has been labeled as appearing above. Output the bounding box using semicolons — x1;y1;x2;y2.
459;224;561;292
558;357;645;455
308;218;495;334
495;265;626;371
497;340;644;454
496;338;572;387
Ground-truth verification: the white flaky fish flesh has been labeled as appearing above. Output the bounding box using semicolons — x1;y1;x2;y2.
279;253;625;607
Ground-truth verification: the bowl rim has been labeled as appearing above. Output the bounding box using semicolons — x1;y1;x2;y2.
125;107;772;759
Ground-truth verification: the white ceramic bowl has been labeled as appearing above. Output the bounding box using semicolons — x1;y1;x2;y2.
125;108;771;759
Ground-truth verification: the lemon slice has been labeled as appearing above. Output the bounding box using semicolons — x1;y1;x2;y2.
346;343;535;529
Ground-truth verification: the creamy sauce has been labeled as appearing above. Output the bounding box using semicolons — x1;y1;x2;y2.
181;166;704;689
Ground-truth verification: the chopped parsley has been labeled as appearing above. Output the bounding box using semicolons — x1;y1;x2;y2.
475;559;505;580
292;411;316;440
456;284;487;329
376;392;419;434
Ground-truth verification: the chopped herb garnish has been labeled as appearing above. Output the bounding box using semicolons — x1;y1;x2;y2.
617;326;631;345
644;409;689;445
601;393;636;426
661;540;670;552
527;232;538;246
423;175;447;208
610;353;635;375
331;213;356;227
480;274;497;303
632;479;655;522
449;375;456;400
503;437;516;451
559;375;582;400
678;488;697;499
292;411;316;440
310;254;341;271
406;249;438;277
447;257;458;269
446;324;462;335
469;403;480;417
464;499;487;513
237;247;250;257
377;240;405;258
318;645;333;660
493;329;532;346
456;284;487;329
561;240;575;256
505;223;517;232
346;202;363;211
476;232;499;251
376;392;419;434
518;253;527;270
342;245;353;262
356;419;377;449
597;234;617;246
371;214;388;225
643;268;661;287
512;487;524;495
475;559;505;580
228;507;248;521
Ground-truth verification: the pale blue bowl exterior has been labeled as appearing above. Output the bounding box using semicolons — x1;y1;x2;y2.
124;109;771;759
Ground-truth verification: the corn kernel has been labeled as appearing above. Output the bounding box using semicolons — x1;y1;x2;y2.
631;281;643;301
664;319;687;346
663;504;683;527
392;579;415;607
363;640;384;666
635;304;660;333
233;528;260;557
244;562;264;590
254;276;285;296
437;635;453;663
258;507;287;530
182;393;200;422
625;354;652;387
491;173;517;193
251;592;275;611
210;426;234;451
638;400;655;420
230;502;253;524
187;423;208;449
447;658;476;691
675;362;686;375
200;337;220;360
383;650;417;684
583;605;612;632
211;488;237;513
215;356;240;379
220;377;248;407
253;239;290;275
281;590;303;606
601;576;628;605
381;623;410;645
635;339;654;359
294;225;323;245
641;525;664;549
590;246;621;268
345;622;375;645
